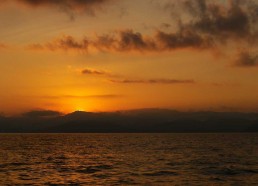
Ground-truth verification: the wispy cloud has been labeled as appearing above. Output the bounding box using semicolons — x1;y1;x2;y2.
109;78;195;84
80;68;195;85
234;51;258;67
82;68;110;76
81;68;121;79
40;94;123;99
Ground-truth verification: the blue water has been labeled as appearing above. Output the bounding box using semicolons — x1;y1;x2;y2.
0;133;257;185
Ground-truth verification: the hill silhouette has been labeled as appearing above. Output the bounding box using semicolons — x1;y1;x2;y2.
0;109;258;133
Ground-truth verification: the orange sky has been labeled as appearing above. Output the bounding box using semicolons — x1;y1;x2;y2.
0;0;258;115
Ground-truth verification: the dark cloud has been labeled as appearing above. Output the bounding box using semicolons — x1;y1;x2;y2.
82;68;110;76
28;36;89;51
48;36;89;51
155;30;212;50
17;0;110;7
90;30;157;51
92;29;211;51
234;51;258;67
116;30;156;51
27;0;258;57
0;0;114;20
14;0;113;18
23;110;62;117
81;68;121;78
29;29;212;52
110;78;195;84
93;34;116;50
175;0;258;42
198;2;248;36
18;0;257;42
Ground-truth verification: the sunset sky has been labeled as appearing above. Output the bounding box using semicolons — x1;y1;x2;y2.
0;0;258;115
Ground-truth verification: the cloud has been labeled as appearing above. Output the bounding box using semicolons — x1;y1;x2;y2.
49;36;89;51
23;110;62;117
109;78;195;84
41;94;123;99
28;29;212;53
112;29;213;51
234;51;258;67
17;0;110;6
26;0;258;62
115;30;157;51
31;35;89;51
82;68;110;76
28;36;89;51
12;0;114;18
80;68;195;84
81;68;121;78
155;30;212;50
170;0;258;42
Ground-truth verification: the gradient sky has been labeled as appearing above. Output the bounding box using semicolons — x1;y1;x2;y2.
0;0;258;115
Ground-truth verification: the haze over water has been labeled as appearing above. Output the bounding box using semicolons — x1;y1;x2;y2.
0;133;257;185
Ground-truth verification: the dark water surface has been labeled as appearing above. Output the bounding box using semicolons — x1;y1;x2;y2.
0;133;257;185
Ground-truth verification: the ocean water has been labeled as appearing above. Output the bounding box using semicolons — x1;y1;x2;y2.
0;133;257;185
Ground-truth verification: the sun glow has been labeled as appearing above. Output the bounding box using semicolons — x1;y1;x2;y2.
75;107;85;112
67;99;89;112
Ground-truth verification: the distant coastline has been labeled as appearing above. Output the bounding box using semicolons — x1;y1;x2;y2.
1;109;258;133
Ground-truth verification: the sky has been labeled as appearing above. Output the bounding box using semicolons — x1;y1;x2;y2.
0;0;258;115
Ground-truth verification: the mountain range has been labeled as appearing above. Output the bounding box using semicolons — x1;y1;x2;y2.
1;109;258;133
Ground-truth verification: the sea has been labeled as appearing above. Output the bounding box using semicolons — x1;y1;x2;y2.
0;133;257;185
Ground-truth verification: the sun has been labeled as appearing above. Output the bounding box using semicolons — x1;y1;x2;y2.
58;99;88;113
75;107;85;112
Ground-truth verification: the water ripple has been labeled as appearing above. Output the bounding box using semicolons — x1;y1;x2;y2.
0;133;257;185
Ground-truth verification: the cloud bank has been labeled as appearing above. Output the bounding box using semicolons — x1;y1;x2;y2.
28;29;213;53
23;110;62;117
25;0;258;68
177;0;257;40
